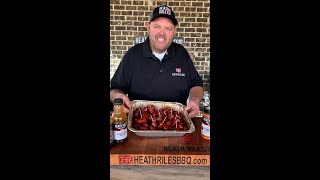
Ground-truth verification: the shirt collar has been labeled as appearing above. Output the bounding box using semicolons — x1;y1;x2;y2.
142;37;153;57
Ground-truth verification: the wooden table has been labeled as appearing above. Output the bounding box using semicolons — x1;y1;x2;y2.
110;117;211;179
110;165;210;180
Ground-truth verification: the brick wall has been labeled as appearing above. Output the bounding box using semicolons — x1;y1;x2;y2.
110;0;210;86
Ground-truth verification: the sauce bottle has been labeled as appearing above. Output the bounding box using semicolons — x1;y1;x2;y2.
201;106;210;140
111;98;128;143
110;116;114;147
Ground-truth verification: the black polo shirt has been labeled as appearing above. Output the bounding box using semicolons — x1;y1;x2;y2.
110;37;203;105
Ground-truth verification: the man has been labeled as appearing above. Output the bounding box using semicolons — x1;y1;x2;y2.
110;5;204;118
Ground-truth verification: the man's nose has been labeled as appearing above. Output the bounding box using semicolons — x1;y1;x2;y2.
159;28;165;34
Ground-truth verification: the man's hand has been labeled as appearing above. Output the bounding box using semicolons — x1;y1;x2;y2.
185;86;203;118
110;89;131;113
185;99;200;118
117;94;131;113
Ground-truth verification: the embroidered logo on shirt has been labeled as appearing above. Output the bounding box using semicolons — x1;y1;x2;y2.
172;68;185;77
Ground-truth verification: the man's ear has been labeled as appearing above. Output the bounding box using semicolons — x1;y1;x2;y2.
145;22;150;30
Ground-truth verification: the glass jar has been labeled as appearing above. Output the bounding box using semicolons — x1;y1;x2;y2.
111;98;128;143
201;106;210;140
110;116;114;147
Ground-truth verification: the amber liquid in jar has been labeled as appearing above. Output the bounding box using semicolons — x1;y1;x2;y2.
201;106;210;140
111;98;128;143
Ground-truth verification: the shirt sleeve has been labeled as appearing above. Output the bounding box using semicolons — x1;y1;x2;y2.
110;49;134;95
186;51;204;89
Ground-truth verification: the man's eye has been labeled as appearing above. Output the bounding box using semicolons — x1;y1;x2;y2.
167;28;173;31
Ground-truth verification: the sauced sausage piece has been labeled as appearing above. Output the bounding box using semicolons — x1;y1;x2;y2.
132;105;187;131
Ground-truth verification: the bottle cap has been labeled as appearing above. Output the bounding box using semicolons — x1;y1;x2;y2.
113;98;123;105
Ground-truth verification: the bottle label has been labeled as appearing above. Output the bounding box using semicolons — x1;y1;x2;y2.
201;115;210;137
110;124;114;144
114;128;127;140
113;123;128;141
114;123;127;129
202;117;210;125
201;123;210;137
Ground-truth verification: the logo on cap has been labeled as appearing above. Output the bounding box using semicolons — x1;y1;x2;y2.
159;6;171;15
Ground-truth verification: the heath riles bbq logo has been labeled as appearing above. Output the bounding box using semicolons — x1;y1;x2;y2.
172;67;185;77
119;155;133;164
159;6;171;15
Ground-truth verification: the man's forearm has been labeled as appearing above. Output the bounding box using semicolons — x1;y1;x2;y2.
189;86;204;104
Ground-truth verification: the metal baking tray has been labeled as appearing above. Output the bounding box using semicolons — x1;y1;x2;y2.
128;100;195;137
